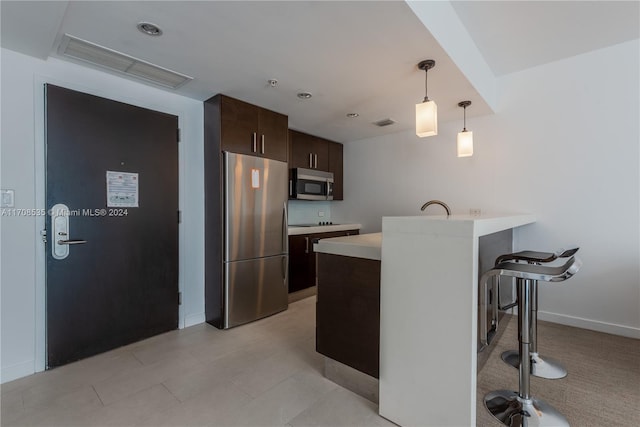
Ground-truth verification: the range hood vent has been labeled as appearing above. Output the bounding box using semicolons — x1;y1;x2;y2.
58;34;193;89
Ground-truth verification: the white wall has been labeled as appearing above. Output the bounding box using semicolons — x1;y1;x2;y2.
0;48;205;383
333;40;640;337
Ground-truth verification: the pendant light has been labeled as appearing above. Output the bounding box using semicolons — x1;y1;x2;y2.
457;101;473;157
416;59;437;137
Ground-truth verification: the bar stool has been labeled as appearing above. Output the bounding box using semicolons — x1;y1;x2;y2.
496;248;579;379
480;255;582;427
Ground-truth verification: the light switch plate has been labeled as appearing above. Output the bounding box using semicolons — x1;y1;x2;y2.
1;189;15;208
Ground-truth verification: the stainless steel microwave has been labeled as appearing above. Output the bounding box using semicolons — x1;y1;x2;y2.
289;168;334;201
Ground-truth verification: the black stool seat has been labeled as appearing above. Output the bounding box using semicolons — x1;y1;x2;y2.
481;255;582;427
495;247;579;265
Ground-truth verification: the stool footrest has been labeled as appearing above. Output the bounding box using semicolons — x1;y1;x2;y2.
484;390;569;427
501;350;568;379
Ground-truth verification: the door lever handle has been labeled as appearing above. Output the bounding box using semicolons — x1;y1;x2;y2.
57;239;87;245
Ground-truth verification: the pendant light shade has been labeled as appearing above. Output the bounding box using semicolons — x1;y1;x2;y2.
457;130;473;157
416;60;437;137
457;101;473;157
416;100;437;137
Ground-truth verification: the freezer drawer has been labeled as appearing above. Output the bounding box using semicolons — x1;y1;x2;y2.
225;255;288;328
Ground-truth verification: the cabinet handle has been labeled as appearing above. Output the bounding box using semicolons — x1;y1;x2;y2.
309;153;313;168
314;153;318;169
261;135;265;154
252;132;257;153
304;236;309;254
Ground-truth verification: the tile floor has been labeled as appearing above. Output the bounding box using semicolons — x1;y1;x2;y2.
1;296;638;426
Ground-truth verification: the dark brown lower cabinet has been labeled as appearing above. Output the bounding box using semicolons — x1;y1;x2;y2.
288;229;359;293
316;253;381;378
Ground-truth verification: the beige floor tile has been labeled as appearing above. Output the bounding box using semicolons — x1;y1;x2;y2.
136;380;251;427
87;384;179;426
162;346;265;402
3;386;101;427
93;352;203;405
0;388;25;425
288;387;388;427
226;372;336;426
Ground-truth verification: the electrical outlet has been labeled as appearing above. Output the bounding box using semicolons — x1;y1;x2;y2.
318;211;325;217
469;208;481;216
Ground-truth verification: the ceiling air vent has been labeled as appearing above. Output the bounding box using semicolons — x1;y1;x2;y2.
373;118;396;127
58;34;193;89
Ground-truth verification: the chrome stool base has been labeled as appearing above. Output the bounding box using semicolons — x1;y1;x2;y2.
484;390;569;427
502;350;568;379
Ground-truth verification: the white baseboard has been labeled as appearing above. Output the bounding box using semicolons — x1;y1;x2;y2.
538;310;640;339
1;359;35;384
184;312;206;328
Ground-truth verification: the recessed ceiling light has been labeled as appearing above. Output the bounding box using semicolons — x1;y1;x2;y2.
297;92;312;99
137;22;163;36
346;113;359;118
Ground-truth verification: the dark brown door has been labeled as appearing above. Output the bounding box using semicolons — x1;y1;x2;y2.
45;84;179;368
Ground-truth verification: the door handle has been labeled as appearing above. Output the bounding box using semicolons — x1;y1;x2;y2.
51;203;86;260
57;239;88;245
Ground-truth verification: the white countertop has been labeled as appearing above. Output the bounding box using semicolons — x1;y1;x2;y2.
383;213;536;238
287;223;362;236
314;232;381;260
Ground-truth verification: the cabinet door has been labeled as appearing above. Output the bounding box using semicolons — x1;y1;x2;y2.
259;108;288;162
289;130;315;169
288;234;316;293
220;96;259;156
328;141;343;200
289;130;329;170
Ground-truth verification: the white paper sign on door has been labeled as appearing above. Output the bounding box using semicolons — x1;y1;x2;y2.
106;171;139;207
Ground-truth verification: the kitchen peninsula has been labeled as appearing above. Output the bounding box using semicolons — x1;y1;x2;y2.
314;213;535;426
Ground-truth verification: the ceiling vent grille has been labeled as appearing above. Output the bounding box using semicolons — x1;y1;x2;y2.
373;118;396;127
58;34;193;89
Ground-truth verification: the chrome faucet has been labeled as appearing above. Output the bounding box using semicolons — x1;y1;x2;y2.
420;200;451;217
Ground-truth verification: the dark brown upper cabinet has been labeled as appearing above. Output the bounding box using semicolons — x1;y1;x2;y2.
289;130;328;170
289;130;344;200
207;94;288;162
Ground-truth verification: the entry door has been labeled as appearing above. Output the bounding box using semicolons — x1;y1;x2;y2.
45;84;179;368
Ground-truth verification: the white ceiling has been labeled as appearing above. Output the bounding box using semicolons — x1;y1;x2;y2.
450;1;640;76
1;1;638;143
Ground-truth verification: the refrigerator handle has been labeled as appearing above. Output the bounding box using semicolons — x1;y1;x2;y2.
282;254;288;289
282;202;288;254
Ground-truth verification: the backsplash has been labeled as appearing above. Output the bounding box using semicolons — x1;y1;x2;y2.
288;200;332;225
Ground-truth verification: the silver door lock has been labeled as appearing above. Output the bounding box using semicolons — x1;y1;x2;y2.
50;203;87;259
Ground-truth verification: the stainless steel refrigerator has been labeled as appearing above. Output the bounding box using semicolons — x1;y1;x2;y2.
223;152;289;328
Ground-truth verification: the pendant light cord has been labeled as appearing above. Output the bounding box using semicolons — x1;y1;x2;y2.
424;70;429;102
463;105;467;131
